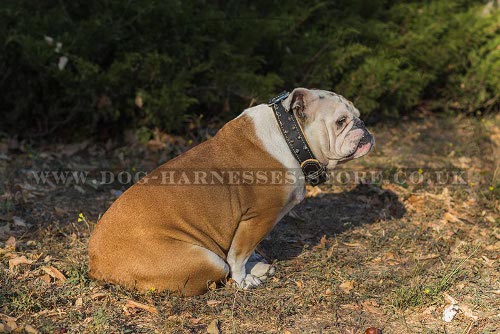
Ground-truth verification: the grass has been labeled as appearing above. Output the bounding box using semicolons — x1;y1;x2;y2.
0;112;499;333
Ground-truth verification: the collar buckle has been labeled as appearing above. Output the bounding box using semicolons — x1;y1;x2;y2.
268;91;290;107
300;159;328;186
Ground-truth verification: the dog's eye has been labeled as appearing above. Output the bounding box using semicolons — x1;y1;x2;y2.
336;116;347;127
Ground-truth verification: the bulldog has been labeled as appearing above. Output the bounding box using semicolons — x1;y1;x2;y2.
88;88;374;296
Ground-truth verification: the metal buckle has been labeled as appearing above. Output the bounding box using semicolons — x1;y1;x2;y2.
301;159;328;186
268;91;290;106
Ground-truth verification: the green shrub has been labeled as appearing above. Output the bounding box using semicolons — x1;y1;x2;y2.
0;0;497;140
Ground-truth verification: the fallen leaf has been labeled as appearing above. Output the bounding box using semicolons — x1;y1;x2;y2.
481;256;495;267
75;297;83;307
444;293;458;305
295;280;304;289
327;245;335;258
0;313;17;332
459;302;479;320
42;266;66;282
90;293;107;300
9;256;33;272
416;253;440;261
442;211;462;223
361;300;385;315
208;281;217;291
207;319;220;334
0;313;17;322
60;142;88;156
24;324;39;334
38;274;51;284
5;236;16;249
340;303;360;310
325;288;332;295
123;300;158;316
406;194;425;208
342;242;362;247
313;235;328;250
207;300;222;307
306;185;322;197
381;251;400;265
12;217;26;227
54;207;69;216
0;224;11;238
339;280;355;294
442;304;460;322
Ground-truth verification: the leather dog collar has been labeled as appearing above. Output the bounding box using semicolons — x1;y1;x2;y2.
269;91;328;186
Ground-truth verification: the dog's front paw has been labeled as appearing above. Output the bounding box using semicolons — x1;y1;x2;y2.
242;274;262;289
246;261;275;280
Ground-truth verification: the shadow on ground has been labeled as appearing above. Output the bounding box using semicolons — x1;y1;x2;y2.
261;184;406;260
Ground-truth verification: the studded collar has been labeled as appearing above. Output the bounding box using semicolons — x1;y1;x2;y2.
268;91;328;186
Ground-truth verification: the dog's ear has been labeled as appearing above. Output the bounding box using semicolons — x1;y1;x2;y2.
283;88;314;119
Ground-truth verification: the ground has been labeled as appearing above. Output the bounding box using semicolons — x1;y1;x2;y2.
0;113;499;334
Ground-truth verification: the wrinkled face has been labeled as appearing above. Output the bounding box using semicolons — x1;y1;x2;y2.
283;88;374;169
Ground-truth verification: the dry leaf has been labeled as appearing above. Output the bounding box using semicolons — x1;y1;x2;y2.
416;253;440;261
0;313;17;332
90;293;107;300
38;274;51;284
313;235;328;250
381;251;400;265
459;302;479;320
9;256;33;272
361;300;385;315
5;236;16;249
12;217;26;227
339;280;355;293
0;313;17;323
75;297;83;307
208;281;217;291
442;211;462;223
327;245;335;258
325;288;332;295
295;280;304;289
306;185;322;197
206;300;222;307
342;242;362;247
54;207;68;216
481;256;495;267
0;321;17;332
42;266;66;282
123;300;158;316
340;303;360;310
207;319;220;334
408;193;424;202
442;304;460;322
24;324;39;334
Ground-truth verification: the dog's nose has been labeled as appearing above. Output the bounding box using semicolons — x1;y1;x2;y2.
353;118;365;129
358;132;371;145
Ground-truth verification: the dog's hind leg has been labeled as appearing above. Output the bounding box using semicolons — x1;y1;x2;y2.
89;238;229;296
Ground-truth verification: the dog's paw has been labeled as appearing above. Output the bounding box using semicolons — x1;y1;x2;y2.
246;261;275;280
242;274;262;289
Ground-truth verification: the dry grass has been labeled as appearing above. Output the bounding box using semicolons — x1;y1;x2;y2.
0;113;499;333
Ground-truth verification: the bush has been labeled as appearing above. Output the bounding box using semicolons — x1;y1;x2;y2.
0;0;498;140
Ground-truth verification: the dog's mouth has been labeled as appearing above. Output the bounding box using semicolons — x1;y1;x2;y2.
353;132;374;158
340;132;374;162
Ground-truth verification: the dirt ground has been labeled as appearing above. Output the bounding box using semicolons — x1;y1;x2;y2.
0;113;499;334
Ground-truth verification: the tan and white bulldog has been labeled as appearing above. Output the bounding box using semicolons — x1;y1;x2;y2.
88;88;374;296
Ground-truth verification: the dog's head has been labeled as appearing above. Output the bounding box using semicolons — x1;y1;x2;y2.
282;88;374;169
